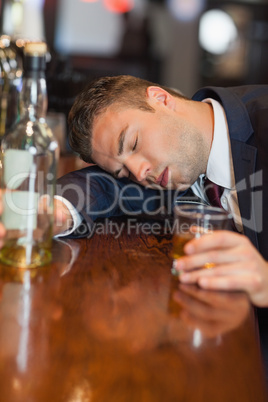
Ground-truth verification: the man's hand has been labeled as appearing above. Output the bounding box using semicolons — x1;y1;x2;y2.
0;192;73;242
174;231;268;307
53;198;74;236
172;284;250;339
38;196;74;236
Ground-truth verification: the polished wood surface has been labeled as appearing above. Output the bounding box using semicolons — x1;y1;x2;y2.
0;215;267;402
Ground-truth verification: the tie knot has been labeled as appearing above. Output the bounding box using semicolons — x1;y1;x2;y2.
204;177;224;208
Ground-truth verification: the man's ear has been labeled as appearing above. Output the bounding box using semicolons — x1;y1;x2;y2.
146;86;176;110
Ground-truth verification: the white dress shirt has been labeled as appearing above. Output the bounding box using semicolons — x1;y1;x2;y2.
54;195;82;238
191;98;243;232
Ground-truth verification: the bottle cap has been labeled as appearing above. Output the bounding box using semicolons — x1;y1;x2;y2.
23;42;47;72
24;42;47;57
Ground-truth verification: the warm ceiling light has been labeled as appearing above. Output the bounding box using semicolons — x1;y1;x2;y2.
103;0;134;14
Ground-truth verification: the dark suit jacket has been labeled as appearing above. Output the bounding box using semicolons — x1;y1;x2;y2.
56;165;188;236
57;85;268;260
193;85;268;260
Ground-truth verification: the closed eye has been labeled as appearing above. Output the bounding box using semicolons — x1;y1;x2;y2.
113;168;130;179
113;169;121;179
132;136;138;151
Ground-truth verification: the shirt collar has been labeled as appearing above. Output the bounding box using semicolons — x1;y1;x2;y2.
202;98;235;190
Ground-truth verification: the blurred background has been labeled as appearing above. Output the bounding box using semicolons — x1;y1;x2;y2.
0;0;268;151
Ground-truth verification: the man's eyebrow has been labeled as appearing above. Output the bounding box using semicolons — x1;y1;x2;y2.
117;125;129;156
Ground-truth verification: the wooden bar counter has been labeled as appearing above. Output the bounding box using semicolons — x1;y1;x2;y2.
0;215;267;402
0;156;267;401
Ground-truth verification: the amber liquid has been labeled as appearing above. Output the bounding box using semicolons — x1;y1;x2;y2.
172;233;215;274
172;233;194;259
0;239;51;268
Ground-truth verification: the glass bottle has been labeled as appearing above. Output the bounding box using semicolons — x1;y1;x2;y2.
0;45;11;139
0;42;59;268
0;35;23;138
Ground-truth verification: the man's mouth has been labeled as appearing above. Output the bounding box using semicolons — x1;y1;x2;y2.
156;167;169;188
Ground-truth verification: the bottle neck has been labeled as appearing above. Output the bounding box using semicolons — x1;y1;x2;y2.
20;69;48;121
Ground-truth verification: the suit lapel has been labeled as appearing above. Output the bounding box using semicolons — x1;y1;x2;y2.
231;139;259;248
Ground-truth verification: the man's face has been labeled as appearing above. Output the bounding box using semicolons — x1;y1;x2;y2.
91;87;206;191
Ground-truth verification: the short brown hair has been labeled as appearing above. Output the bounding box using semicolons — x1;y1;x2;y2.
68;75;187;163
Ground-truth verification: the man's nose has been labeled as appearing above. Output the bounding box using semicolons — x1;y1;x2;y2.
125;157;151;182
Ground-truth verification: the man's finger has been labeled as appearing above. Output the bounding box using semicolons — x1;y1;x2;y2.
184;231;249;255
